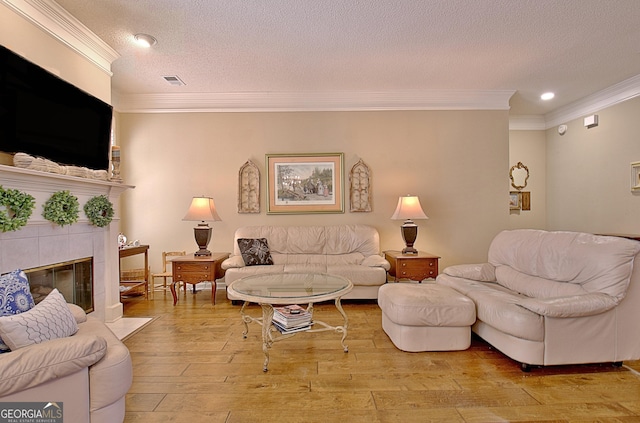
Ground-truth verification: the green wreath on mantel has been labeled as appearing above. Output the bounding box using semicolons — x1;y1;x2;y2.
84;195;114;228
43;190;79;227
0;186;36;232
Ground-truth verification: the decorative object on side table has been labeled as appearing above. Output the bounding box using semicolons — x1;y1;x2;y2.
183;196;222;256
118;233;127;248
391;195;429;254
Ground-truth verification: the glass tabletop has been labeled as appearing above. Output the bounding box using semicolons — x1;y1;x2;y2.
228;273;353;304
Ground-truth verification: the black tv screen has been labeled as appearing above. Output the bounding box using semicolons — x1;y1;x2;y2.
0;44;112;170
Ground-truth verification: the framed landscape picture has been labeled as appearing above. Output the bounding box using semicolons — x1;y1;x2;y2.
266;153;344;214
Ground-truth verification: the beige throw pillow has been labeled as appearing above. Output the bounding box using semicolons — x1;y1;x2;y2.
0;289;79;350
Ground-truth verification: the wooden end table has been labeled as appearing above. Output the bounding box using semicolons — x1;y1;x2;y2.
170;252;229;305
384;250;440;282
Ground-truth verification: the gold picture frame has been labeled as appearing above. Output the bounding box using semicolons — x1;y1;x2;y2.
266;153;344;214
521;191;531;211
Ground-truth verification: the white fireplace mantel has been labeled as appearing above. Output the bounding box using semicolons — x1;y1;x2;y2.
0;164;133;322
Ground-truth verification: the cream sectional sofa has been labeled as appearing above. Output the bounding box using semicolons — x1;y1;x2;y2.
223;225;390;300
436;229;640;370
0;303;133;422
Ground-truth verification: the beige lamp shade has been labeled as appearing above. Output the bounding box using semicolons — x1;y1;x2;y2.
182;197;221;222
391;195;428;254
391;195;429;222
183;196;221;256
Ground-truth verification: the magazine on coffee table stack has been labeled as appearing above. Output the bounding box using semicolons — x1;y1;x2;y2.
272;305;313;334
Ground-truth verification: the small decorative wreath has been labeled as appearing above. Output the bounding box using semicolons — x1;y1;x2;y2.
43;190;79;226
84;195;114;227
0;186;35;232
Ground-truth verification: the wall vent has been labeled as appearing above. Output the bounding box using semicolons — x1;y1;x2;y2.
162;75;186;86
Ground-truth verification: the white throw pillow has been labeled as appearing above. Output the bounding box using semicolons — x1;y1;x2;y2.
0;289;78;351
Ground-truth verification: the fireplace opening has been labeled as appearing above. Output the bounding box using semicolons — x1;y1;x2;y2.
24;257;94;313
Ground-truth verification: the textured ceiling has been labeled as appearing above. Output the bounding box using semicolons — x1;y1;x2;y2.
54;0;640;116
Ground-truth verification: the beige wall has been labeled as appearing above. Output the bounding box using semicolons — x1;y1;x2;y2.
508;130;546;229
117;110;510;274
546;97;640;233
0;3;111;103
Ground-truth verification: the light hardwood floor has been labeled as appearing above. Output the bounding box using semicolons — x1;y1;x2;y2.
122;287;640;423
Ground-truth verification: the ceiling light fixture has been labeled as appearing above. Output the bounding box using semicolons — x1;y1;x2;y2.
134;33;157;48
541;92;555;101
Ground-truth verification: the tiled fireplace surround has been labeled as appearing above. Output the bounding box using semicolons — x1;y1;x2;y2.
0;164;131;322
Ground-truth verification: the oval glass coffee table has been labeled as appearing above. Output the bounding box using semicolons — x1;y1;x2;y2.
227;272;353;371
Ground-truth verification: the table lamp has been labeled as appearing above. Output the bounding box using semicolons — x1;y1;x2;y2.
391;195;429;254
182;196;221;256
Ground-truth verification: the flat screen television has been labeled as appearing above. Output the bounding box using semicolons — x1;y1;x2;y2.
0;44;112;170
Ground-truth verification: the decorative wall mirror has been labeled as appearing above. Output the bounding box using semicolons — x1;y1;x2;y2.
238;160;260;213
509;162;529;190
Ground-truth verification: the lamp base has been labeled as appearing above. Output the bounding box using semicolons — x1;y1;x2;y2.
401;222;419;255
193;224;212;257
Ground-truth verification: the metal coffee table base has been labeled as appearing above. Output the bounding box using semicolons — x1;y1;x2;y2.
240;299;349;372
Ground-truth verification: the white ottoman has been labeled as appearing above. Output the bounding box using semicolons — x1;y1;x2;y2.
378;283;476;352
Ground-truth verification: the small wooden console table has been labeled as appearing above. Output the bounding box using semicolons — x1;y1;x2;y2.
170;252;229;305
119;245;149;299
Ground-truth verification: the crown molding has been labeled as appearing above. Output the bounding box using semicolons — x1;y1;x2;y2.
508;115;546;131
543;73;640;129
5;0;640;121
1;0;119;75
510;73;640;131
113;89;516;113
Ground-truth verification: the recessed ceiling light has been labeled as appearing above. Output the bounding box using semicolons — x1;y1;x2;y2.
134;33;157;48
541;92;555;101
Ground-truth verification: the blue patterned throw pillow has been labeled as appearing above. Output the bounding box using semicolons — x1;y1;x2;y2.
0;269;36;353
237;238;274;266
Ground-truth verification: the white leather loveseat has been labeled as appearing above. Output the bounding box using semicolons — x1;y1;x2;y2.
223;225;390;299
0;302;133;422
436;229;640;370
